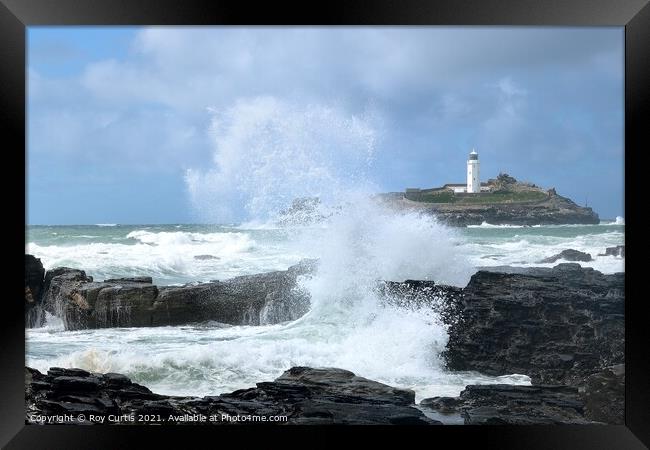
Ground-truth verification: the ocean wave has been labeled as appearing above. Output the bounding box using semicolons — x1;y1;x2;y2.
469;222;625;229
464;238;624;274
126;229;255;247
27;229;302;284
467;222;539;229
600;216;625;225
26;308;530;401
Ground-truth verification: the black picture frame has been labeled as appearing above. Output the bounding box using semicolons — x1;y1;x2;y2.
2;0;648;448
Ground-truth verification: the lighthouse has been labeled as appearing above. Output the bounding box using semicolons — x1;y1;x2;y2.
467;149;480;193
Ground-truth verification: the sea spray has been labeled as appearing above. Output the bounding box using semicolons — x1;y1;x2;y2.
180;95;480;389
267;197;476;389
185;96;381;224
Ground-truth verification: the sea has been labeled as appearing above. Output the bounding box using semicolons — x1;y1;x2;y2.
25;211;624;402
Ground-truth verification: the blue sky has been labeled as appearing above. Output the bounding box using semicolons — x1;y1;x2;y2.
27;27;624;224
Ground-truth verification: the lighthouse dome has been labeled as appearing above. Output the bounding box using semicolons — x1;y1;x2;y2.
469;149;478;160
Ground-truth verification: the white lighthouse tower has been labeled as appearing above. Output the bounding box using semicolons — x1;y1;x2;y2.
467;149;480;193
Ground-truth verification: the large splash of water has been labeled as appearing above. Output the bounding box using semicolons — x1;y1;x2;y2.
29;203;480;400
165;98;476;395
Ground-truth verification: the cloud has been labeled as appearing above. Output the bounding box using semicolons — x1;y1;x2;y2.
59;27;623;117
28;27;624;222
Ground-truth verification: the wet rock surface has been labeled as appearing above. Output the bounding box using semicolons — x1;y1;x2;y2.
393;264;625;425
599;245;625;258
581;364;625;424
419;364;625;425
441;264;624;386
193;254;220;260
25;255;46;327
538;249;593;263
26;366;438;425
421;384;594;425
376;279;464;326
36;259;316;330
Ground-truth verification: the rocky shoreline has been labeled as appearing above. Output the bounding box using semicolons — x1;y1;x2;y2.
24;256;624;424
25;363;623;425
26;366;438;425
378;263;625;424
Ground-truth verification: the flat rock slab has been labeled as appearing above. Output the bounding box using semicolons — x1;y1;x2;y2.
38;260;317;330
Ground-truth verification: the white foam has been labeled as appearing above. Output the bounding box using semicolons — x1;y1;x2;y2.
27;229;303;284
462;229;625;273
467;221;531;229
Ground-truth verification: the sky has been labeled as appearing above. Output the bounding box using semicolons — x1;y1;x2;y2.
27;27;624;224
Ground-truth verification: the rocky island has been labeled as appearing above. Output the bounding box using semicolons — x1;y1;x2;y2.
377;173;599;227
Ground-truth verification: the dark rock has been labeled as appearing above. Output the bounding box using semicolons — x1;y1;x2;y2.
442;264;624;386
277;197;328;226
52;376;101;392
36;399;105;417
581;364;624;424
419;396;462;413
422;384;595;425
25;366;438;425
44;267;93;295
41;260;315;330
599;245;625;258
378;264;623;391
41;268;95;329
25;255;46;327
193;255;220;260
539;249;592;263
103;373;132;387
104;277;153;284
376;279;463;327
258;259;317;323
47;367;90;378
153;262;313;327
151;282;257;327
